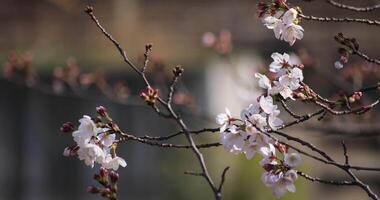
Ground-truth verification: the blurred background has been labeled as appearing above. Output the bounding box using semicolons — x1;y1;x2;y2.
1;0;380;199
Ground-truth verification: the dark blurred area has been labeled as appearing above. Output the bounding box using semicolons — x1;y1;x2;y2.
1;0;380;199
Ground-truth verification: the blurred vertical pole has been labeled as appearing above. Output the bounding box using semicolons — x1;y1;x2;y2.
21;91;48;200
112;0;141;58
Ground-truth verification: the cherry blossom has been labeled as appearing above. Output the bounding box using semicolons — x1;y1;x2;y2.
281;23;304;46
216;108;233;132
102;155;127;171
64;114;127;171
284;152;301;167
261;7;304;46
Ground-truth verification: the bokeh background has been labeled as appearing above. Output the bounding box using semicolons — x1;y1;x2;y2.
1;0;380;199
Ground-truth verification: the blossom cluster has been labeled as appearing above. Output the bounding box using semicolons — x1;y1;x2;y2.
216;105;301;197
63;107;127;171
216;51;304;197
259;1;304;46
255;52;304;100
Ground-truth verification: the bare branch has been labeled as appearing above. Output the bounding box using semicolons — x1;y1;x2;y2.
327;0;380;12
299;13;380;26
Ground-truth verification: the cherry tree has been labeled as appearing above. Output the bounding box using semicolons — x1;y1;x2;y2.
4;0;380;199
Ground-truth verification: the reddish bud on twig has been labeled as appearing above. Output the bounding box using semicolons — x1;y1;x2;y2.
87;186;100;194
99;167;108;178
101;188;111;197
109;171;119;183
145;43;153;52
60;122;74;133
140;86;159;106
263;164;275;172
173;65;184;77
275;142;288;153
84;5;93;14
96;106;108;117
93;174;101;181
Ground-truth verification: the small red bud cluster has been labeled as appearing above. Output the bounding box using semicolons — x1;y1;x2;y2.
349;91;363;103
140;86;159;106
96;106;108;117
60;122;74;133
172;65;184;77
88;167;120;200
3;51;36;86
275;142;289;154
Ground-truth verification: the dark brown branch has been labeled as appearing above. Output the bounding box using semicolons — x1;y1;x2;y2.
298;171;355;185
272;130;334;162
277;109;325;130
141;127;219;141
184;171;204;176
335;33;380;65
327;0;380;12
118;133;221;149
341;141;349;165
299;13;380;26
217;167;230;193
313;99;380;116
280;99;302;119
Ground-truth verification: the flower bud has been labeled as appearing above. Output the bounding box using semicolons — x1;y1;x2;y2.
99;167;108;178
263;164;275;172
353;91;363;101
101;188;111;197
93;174;101;181
172;65;184;77
60;122;74;133
140;86;159;106
84;5;93;14
96;106;107;117
109;171;119;183
86;186;100;194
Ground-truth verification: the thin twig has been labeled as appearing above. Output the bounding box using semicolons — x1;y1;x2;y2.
298;171;355;185
299;13;380;26
326;0;380;12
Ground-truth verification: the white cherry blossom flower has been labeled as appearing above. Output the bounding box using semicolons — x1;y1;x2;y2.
260;144;278;166
284;152;301;167
99;133;116;147
262;171;282;187
248;113;267;130
270;80;294;100
269;52;290;73
220;125;245;154
268;110;284;130
255;73;272;91
243;141;260;160
72;115;98;146
263;16;281;30
281;67;303;90
63;147;72;157
240;104;260;121
334;61;344;69
216;108;233;132
102;155;127;170
77;143;105;167
286;169;298;182
272;173;296;197
281;23;304;46
259;96;278;114
282;8;298;25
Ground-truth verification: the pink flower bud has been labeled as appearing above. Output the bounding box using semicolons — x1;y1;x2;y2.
60;122;74;133
109;171;119;183
99;167;108;178
96;106;108;117
86;186;100;194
